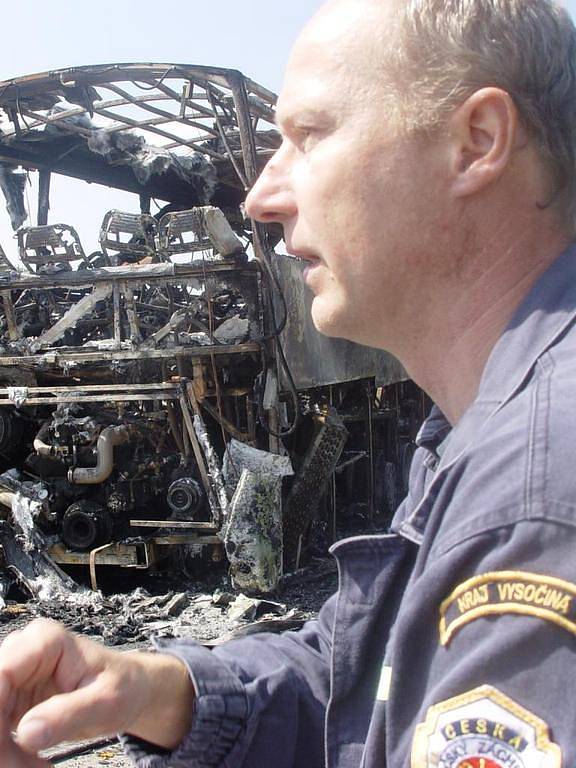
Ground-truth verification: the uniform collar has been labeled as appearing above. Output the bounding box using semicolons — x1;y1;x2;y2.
395;243;576;541
415;405;451;454
441;243;576;465
477;243;576;407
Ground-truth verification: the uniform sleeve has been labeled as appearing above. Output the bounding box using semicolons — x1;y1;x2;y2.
121;591;335;768
386;516;576;767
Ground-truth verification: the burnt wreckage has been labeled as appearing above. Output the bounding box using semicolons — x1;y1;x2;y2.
0;64;425;598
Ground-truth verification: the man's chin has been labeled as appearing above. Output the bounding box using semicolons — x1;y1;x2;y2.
311;303;351;341
311;304;384;349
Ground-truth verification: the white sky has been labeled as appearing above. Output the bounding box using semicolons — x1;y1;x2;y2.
0;0;574;259
0;0;322;259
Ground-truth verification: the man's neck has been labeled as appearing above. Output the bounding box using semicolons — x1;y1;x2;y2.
399;228;571;426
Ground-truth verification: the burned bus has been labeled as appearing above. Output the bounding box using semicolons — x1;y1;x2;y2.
0;64;425;596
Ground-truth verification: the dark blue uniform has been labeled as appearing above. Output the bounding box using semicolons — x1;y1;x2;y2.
124;246;576;767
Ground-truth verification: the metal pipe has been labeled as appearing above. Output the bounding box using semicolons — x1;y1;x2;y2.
0;489;15;512
68;426;131;485
33;437;53;457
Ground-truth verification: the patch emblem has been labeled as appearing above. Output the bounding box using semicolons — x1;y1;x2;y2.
411;685;561;768
439;571;576;645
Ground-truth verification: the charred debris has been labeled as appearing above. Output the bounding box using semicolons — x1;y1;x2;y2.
0;64;426;614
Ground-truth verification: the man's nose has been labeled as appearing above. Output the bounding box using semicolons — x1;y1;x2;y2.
245;148;297;223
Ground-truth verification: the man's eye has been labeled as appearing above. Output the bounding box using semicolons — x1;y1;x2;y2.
297;128;317;151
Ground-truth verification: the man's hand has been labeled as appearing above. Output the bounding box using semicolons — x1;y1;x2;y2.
0;619;195;764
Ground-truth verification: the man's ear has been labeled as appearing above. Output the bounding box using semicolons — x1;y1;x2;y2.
449;87;521;198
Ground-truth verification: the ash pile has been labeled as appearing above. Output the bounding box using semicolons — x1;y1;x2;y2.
0;544;337;648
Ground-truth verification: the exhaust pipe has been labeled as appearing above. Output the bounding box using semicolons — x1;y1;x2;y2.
68;426;131;485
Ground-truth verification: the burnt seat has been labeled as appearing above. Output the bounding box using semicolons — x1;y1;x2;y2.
17;223;88;273
99;210;158;266
157;206;244;263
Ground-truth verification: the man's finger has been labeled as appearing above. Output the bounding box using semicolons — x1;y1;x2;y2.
0;620;67;691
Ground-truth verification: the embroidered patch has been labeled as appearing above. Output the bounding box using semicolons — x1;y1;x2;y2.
411;685;561;768
439;571;576;646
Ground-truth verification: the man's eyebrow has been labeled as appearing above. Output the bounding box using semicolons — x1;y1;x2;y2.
274;107;332;131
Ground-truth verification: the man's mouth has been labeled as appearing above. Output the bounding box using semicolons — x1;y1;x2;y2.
284;246;321;264
278;252;307;263
279;247;322;285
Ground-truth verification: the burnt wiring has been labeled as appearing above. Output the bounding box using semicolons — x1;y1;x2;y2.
252;223;301;439
15;90;32;132
132;68;176;92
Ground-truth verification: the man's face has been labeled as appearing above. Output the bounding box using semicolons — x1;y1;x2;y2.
245;0;451;352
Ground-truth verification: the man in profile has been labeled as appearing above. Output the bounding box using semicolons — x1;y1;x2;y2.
2;0;576;766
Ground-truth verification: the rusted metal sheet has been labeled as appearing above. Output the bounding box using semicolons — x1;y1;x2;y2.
273;256;407;390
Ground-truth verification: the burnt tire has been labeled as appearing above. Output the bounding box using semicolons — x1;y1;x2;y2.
61;501;113;552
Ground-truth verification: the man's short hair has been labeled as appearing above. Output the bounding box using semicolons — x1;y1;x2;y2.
387;0;576;224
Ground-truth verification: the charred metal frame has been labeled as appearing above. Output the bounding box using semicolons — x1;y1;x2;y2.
0;64;277;203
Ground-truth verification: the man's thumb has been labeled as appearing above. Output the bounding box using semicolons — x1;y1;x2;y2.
16;683;118;755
